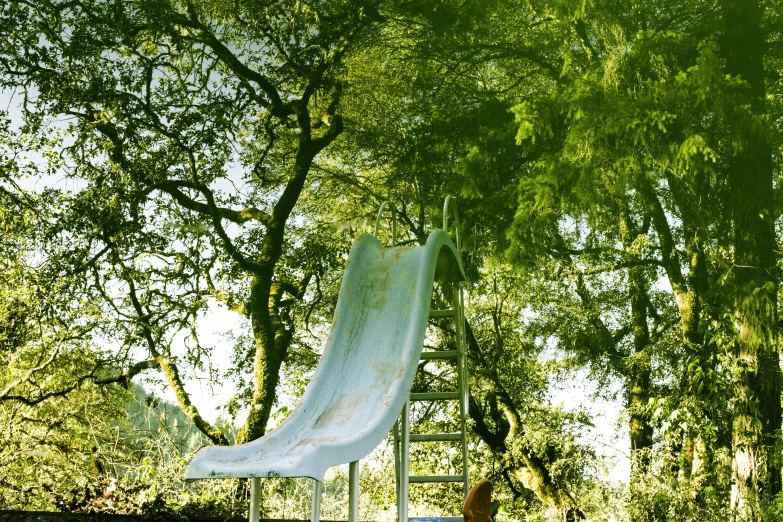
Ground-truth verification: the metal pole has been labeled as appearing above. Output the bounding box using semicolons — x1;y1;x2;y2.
311;479;322;522
442;196;461;252
249;478;261;522
398;401;410;522
349;460;360;522
456;285;470;498
374;201;397;246
393;419;401;503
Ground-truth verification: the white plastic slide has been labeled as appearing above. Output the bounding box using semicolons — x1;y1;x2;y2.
186;229;465;481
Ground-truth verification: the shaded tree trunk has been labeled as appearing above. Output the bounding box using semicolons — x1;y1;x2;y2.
619;209;654;471
722;0;782;518
619;208;655;522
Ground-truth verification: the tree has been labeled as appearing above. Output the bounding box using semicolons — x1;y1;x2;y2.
0;128;135;507
507;0;783;518
0;0;382;445
722;0;782;517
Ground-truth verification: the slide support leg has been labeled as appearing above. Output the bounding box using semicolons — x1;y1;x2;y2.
393;419;401;502
249;478;261;522
349;460;360;522
456;285;470;499
398;400;410;522
311;479;322;522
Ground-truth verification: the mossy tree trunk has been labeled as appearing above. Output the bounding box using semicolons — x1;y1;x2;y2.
722;0;782;518
618;207;655;521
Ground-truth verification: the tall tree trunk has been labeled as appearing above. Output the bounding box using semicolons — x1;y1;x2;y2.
682;229;717;496
619;209;654;521
626;271;655;522
620;211;654;469
668;169;725;495
722;0;782;518
627;271;652;452
236;116;343;444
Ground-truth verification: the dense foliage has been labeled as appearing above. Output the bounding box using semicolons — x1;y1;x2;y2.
2;0;783;521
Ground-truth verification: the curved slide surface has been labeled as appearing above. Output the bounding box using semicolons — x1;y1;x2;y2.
186;230;465;481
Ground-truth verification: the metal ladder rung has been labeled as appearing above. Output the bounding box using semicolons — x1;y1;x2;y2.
429;309;456;318
409;474;466;483
420;350;458;360
411;517;463;522
410;392;459;401
409;432;463;442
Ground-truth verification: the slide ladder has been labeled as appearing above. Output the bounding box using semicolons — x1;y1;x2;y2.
385;197;470;522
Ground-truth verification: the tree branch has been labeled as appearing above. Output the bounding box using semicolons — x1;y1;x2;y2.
121;252;230;446
153;180;270;225
169;2;291;119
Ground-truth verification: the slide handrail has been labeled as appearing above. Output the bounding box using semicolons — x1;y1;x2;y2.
374;200;397;246
443;195;461;253
374;197;461;251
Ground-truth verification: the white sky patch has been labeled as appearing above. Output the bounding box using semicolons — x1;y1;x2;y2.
138;301;251;426
549;370;630;484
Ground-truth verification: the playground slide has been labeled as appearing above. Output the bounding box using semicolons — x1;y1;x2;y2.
186;229;465;481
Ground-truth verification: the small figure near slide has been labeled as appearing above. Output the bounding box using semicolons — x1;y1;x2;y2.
462;480;494;522
411;480;497;522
